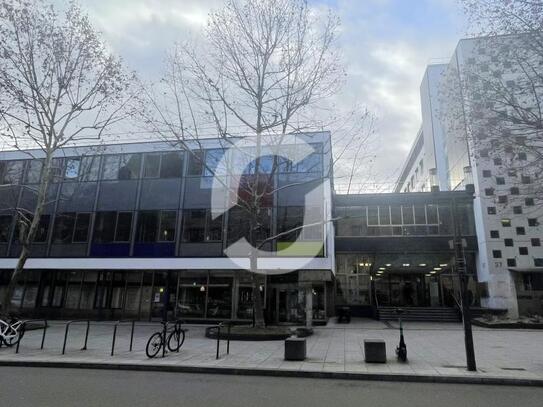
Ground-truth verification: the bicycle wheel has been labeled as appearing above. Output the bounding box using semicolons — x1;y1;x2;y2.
2;324;24;347
145;332;164;358
167;329;185;352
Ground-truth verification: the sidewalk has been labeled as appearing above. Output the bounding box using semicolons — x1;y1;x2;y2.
1;318;543;386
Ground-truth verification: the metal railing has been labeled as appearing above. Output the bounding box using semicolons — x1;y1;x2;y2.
111;320;136;356
15;319;48;354
62;320;90;355
215;321;232;360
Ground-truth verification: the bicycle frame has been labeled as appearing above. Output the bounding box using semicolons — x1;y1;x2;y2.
0;318;22;344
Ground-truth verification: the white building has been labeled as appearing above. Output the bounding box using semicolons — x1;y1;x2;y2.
397;36;543;317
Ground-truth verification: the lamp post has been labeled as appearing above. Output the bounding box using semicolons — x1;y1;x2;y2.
450;183;477;372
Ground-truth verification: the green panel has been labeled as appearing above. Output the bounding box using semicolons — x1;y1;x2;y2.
277;241;324;257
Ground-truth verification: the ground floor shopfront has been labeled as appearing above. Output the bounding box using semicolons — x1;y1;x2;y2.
0;269;333;324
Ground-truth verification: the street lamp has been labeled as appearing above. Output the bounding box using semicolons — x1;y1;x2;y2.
450;188;477;372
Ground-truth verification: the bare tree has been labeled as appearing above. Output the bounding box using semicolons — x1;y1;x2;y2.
0;0;133;313
441;1;543;200
140;0;375;327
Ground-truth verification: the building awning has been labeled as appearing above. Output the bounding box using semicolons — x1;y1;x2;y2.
509;267;543;273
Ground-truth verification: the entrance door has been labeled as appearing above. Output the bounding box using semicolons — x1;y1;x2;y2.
276;287;305;323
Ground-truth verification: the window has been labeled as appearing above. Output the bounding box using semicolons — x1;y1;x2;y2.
501;219;511;227
80;156;101;181
187;150;204;176
519;247;528;255
103;154;141;180
513;206;522;214
521;175;531;184
490;230;499;238
160;152;183;178
115;213;133;241
93;212;132;243
143;153;160;178
25;160;43;184
53;213;76;243
402;205;414;224
485;188;494;196
158;211;177;241
0;215;12;242
535;259;543;267
1;161;23;185
498;196;507;204
528;218;538;227
482;170;491;178
73;213;91;242
480;149;489;158
496;177;505;185
64;158;81;180
508;170;517;177
504;239;513;247
510;187;519;195
507;259;516;267
15;215;50;243
492;250;502;258
182;209;223;242
119;154;141;180
518;152;527;160
487;207;496;215
136;211;177;242
525;198;535;206
531;238;541;247
52;213;90;244
516;227;525;235
493;158;502;165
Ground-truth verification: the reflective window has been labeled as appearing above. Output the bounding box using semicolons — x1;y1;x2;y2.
182;209;223;243
160;152;183;178
64;158;81;180
102;155;121;180
25;160;43;184
53;213;76;243
0;215;12;242
80;156;101;181
119;154;141;180
143;153;160;178
93;212;132;243
1;161;24;185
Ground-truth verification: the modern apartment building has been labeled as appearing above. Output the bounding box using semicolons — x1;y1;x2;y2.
397;36;543;317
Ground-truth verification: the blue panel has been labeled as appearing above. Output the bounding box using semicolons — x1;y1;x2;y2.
90;243;130;257
133;243;175;257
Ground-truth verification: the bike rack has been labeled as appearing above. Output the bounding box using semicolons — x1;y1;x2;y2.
62;320;90;355
111;320;136;356
215;321;232;360
15;319;48;354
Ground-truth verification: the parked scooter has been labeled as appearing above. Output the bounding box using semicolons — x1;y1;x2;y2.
395;308;407;362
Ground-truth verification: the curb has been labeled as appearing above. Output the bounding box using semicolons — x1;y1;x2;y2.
1;360;543;387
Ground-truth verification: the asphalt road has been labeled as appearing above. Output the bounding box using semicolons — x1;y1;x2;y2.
1;367;543;407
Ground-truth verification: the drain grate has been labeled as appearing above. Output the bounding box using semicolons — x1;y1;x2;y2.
501;367;526;371
442;365;466;369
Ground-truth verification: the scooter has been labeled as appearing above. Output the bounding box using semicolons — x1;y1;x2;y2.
395;308;407;362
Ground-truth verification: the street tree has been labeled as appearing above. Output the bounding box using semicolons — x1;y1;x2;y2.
141;0;375;328
441;1;543;200
0;0;134;313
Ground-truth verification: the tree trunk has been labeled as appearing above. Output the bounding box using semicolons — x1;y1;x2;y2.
305;285;313;329
250;249;265;328
1;245;29;315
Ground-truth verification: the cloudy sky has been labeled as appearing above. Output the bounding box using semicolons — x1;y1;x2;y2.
71;0;467;190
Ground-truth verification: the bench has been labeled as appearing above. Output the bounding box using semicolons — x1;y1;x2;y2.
364;339;386;363
284;337;306;361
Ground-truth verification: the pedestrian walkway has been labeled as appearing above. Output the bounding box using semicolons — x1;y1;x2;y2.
1;319;542;384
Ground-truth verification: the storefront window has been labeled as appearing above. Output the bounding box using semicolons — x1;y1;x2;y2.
178;273;207;318
207;275;232;319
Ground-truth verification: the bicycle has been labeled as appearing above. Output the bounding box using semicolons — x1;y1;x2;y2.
0;316;24;348
145;320;186;358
